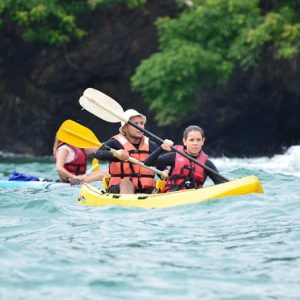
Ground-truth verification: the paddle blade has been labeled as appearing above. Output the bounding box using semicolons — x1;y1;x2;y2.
56;120;102;148
92;158;100;172
80;88;125;123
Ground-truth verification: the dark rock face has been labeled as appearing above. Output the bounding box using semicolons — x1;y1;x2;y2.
198;53;300;157
169;53;300;157
0;1;179;156
0;2;300;157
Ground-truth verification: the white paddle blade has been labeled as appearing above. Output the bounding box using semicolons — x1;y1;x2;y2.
79;96;120;123
80;88;125;123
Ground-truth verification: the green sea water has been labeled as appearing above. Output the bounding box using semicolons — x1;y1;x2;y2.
1;147;300;299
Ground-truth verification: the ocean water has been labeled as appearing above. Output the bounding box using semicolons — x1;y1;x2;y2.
1;146;300;299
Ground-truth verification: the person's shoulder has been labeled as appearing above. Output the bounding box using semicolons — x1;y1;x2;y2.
105;137;116;143
58;144;74;152
55;144;75;158
149;140;158;152
206;159;218;170
105;137;123;149
149;140;158;148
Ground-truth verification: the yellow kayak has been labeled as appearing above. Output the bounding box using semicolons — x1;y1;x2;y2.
77;175;264;209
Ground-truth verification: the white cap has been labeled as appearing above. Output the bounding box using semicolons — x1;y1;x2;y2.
119;109;147;134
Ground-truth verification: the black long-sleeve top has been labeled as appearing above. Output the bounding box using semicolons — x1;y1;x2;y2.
144;146;224;184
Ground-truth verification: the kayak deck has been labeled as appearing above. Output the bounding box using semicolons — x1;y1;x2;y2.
78;175;264;208
0;180;68;189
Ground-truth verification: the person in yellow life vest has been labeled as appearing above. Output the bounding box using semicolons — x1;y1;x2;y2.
94;109;162;194
54;138;108;185
144;125;224;192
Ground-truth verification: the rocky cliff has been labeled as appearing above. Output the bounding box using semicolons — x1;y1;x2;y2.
0;1;299;157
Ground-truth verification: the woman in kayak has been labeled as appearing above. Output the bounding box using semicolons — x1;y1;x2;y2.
54;138;107;185
144;125;224;192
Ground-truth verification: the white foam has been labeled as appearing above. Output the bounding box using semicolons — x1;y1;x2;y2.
212;145;300;177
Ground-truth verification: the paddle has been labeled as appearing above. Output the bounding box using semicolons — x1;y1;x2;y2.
56;120;165;177
86;158;100;174
79;88;230;183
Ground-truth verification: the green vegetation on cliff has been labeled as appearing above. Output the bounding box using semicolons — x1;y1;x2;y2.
0;1;299;156
0;0;145;45
131;0;300;125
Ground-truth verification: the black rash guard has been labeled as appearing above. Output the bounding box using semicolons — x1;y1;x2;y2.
144;146;224;184
94;138;159;161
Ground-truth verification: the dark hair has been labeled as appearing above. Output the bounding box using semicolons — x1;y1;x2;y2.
183;125;205;140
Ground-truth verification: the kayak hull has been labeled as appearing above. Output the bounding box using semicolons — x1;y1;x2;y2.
78;175;264;208
0;180;68;189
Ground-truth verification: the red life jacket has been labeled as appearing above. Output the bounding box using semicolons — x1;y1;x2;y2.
55;144;87;175
109;134;155;190
162;145;208;193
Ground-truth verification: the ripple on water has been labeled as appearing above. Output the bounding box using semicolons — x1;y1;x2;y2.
1;162;300;299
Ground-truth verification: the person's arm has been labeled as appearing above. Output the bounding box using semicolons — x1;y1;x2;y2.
80;170;110;184
145;149;176;172
149;141;158;152
156;152;176;171
205;160;224;184
94;138;125;161
145;139;174;166
85;147;99;157
55;147;85;184
144;146;164;166
56;147;71;181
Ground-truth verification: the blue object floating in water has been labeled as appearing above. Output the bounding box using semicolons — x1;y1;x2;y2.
8;171;40;181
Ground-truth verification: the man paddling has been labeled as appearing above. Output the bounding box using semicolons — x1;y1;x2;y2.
94;109;161;194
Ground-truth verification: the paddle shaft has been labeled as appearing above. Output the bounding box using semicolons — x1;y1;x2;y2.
86;162;98;174
127;120;229;182
100;145;164;177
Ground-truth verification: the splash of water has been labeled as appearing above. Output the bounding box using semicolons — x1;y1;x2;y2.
213;145;300;177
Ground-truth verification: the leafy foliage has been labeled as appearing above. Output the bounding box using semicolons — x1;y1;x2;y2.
0;0;145;45
132;0;300;125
